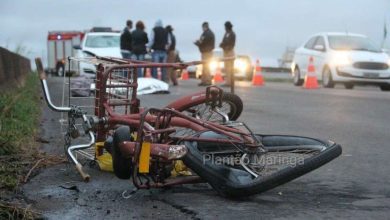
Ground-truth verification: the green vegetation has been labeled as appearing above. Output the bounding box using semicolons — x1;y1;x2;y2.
0;73;42;219
0;74;40;157
0;202;40;220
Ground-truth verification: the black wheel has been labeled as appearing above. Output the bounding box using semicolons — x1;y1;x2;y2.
181;92;243;122
322;67;335;88
293;66;304;86
173;92;243;137
56;64;65;77
182;132;342;198
112;126;133;179
380;84;390;91
344;83;354;89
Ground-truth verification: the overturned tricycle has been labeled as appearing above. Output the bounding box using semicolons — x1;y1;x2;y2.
35;56;341;198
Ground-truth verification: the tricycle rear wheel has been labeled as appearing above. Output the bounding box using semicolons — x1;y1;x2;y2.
112;126;133;179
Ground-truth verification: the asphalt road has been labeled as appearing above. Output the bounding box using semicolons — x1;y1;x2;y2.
23;77;390;219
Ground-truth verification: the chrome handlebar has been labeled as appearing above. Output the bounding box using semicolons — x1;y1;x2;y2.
35;58;72;112
35;57;95;182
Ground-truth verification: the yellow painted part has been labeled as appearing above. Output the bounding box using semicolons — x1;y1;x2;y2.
138;141;151;173
95;142;113;172
97;153;113;172
171;160;192;177
95;142;104;156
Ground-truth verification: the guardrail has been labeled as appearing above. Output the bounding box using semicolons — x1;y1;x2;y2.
0;47;31;90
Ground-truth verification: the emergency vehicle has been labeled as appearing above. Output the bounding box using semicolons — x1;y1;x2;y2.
46;31;84;76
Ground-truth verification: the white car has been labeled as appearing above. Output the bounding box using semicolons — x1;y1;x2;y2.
74;32;122;75
70;31;169;96
291;32;390;91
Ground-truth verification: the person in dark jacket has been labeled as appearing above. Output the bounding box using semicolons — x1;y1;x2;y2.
131;21;149;77
219;21;236;86
120;20;132;59
148;19;169;81
195;22;215;86
166;25;178;86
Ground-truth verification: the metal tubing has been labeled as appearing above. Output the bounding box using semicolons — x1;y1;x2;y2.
67;131;95;165
41;80;72;112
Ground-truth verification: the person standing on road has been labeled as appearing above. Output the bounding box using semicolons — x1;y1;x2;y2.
195;22;215;86
166;25;178;86
131;21;149;77
219;21;236;87
120;20;133;59
148;19;169;81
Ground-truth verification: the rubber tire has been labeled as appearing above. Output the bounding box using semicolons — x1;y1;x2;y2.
112;126;133;179
180;92;243;121
219;92;243;120
344;83;354;89
182;136;342;198
322;67;335;88
380;84;390;91
293;66;304;86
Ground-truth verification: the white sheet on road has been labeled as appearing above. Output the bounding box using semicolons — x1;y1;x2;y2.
71;76;170;97
137;77;169;95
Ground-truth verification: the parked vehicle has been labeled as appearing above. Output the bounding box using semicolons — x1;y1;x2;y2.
46;31;84;76
291;32;390;91
35;56;342;198
73;31;121;76
190;49;254;80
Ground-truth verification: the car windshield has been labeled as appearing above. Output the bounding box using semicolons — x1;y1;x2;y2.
85;35;120;48
328;35;380;52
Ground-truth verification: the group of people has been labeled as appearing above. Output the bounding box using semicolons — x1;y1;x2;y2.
120;19;236;87
120;19;179;85
195;21;236;86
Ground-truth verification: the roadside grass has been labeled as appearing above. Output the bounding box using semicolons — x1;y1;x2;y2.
0;73;60;219
0;73;41;189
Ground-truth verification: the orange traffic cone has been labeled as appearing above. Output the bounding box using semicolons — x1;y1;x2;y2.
252;59;264;86
145;68;152;78
303;57;319;89
213;66;224;84
181;70;189;80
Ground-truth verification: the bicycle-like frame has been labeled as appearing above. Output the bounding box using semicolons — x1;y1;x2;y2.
35;57;261;189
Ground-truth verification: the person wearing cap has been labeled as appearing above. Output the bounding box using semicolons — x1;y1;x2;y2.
120;20;133;59
219;21;236;86
166;25;178;86
195;22;215;86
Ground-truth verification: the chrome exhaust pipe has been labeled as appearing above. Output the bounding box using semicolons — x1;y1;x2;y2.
35;58;71;112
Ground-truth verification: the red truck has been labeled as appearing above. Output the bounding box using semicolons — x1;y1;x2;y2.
47;31;84;76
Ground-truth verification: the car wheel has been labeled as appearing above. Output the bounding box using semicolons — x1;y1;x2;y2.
56;64;65;77
293;67;303;86
380;84;390;91
322;67;334;88
344;83;354;89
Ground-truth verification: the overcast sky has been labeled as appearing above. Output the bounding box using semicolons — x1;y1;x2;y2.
1;0;390;64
